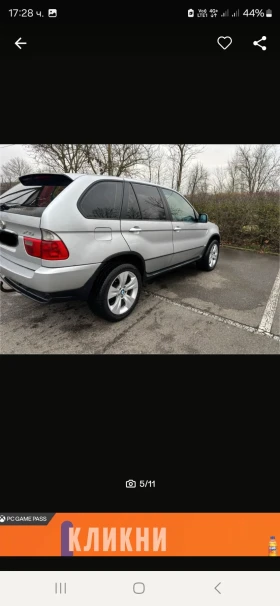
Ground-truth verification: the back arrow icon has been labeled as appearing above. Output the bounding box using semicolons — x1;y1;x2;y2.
215;582;221;594
15;37;27;50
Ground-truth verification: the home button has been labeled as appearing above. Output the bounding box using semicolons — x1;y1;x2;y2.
133;582;145;594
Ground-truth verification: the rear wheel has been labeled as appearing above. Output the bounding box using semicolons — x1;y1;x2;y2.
88;263;142;322
197;239;219;271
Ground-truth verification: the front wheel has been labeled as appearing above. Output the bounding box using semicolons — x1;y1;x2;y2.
88;263;142;322
197;239;220;272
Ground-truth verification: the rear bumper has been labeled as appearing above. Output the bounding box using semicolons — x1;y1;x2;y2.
0;255;101;302
2;277;88;303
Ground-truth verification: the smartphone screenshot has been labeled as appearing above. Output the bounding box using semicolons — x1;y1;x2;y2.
0;6;279;606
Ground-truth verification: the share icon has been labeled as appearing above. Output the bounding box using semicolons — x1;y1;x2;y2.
253;36;267;51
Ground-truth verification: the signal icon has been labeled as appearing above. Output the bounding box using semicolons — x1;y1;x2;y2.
232;9;240;17
221;9;229;17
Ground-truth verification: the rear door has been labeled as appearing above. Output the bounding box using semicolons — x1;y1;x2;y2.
0;174;72;270
160;187;208;264
120;182;173;273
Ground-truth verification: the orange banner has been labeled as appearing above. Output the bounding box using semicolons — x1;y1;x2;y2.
0;513;279;556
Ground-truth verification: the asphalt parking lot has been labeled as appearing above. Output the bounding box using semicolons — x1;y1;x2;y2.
0;248;279;354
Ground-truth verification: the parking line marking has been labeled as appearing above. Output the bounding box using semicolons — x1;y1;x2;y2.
258;268;280;334
146;291;280;343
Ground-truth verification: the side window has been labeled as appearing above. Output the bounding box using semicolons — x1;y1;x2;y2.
79;181;123;219
122;184;142;220
132;183;166;221
161;188;196;222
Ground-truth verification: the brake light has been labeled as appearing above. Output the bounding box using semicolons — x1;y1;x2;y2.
41;239;69;260
23;232;69;260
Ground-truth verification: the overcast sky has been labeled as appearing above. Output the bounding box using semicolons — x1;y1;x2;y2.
0;144;239;174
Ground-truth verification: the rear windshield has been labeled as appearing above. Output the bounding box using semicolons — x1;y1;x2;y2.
0;182;70;217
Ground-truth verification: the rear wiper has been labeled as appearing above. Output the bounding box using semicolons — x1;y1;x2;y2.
0;203;20;211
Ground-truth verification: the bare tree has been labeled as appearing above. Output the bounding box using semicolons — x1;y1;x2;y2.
1;156;34;182
26;143;209;189
187;162;209;198
26;143;186;184
140;145;171;184
82;144;152;177
27;144;89;173
212;163;239;194
232;144;280;193
166;144;204;192
212;166;228;193
154;150;171;185
169;151;178;189
226;158;240;192
138;145;160;182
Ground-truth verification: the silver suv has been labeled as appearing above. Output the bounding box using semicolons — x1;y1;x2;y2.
0;173;220;322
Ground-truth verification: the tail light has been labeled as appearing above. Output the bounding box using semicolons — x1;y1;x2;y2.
23;230;69;260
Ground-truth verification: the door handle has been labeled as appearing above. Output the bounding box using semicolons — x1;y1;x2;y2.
129;227;142;232
173;226;182;231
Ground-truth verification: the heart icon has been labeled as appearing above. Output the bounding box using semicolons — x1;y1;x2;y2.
217;36;232;50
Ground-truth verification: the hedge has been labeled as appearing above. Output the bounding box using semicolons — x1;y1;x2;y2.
189;192;280;253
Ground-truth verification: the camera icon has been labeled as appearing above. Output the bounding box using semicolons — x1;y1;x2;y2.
126;479;136;488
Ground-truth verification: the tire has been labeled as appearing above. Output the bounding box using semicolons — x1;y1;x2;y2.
88;263;142;322
197;239;220;272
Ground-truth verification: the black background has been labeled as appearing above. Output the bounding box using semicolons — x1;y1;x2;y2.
0;8;279;143
1;356;279;514
0;4;279;136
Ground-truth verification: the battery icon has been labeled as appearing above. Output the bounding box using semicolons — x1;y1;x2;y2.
266;9;272;17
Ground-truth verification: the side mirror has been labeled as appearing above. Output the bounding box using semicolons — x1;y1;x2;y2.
198;213;208;223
